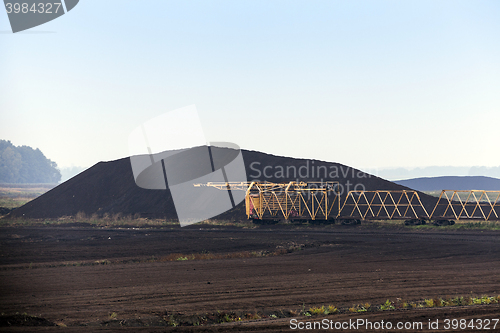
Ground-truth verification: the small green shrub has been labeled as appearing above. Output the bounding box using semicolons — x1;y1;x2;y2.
380;300;395;311
309;306;326;315
424;299;434;307
326;305;338;314
434;298;444;307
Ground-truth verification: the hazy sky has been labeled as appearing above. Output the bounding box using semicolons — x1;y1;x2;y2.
1;0;499;173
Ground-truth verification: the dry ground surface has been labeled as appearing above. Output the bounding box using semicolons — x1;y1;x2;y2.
1;224;500;332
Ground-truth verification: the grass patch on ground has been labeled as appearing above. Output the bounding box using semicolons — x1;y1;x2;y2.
364;219;500;231
0;212;257;229
408;221;500;231
0;197;33;209
0;215;179;228
0;185;53;209
2;210;499;231
283;294;500;321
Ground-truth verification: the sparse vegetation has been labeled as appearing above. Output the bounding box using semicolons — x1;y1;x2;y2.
347;303;371;312
309;305;337;315
380;299;395;311
365;219;500;231
0;184;54;209
424;298;435;307
408;221;500;231
3;212;500;232
154;293;500;327
0;212;262;229
2;293;499;327
13;242;308;270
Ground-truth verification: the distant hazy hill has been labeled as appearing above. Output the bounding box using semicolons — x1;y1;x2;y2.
374;166;500;181
395;176;500;191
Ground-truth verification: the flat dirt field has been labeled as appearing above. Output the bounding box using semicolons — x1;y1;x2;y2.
1;224;500;332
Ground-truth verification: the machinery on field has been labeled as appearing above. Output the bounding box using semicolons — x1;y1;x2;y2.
244;181;340;223
195;181;340;223
194;181;500;225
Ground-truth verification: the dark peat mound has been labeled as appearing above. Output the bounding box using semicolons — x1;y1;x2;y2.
7;148;436;220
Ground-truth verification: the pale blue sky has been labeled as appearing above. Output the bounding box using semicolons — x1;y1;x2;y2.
1;0;499;174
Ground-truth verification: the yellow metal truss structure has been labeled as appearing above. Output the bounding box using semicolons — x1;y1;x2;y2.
194;181;340;220
194;183;500;222
194;182;253;191
429;190;500;221
340;190;429;220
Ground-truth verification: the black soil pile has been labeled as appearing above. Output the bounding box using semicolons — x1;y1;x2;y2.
6;148;436;220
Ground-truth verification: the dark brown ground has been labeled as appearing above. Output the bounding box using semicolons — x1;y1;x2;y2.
1;224;500;332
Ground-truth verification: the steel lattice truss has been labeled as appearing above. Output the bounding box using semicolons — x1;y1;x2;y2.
340;190;429;220
194;183;500;222
430;190;500;221
195;181;341;220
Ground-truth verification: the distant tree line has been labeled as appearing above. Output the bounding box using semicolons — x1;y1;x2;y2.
0;140;61;183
